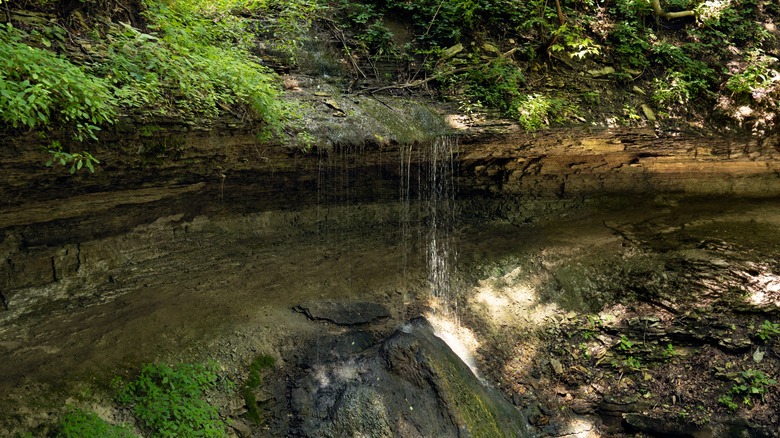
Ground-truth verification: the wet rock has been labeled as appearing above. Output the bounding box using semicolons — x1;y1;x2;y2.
623;413;703;436
295;300;390;325
598;397;651;431
290;317;529;437
297;331;375;368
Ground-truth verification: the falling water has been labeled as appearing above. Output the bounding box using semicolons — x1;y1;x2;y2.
400;136;459;314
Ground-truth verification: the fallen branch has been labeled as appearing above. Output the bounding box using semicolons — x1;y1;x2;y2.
650;0;695;19
360;66;475;94
359;45;521;95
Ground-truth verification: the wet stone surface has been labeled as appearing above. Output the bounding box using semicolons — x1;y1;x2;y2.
294;300;390;325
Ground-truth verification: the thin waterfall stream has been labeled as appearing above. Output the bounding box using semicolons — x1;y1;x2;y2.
399;136;460;314
399;136;484;376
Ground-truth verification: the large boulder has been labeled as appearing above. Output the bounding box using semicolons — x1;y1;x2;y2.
290;317;529;437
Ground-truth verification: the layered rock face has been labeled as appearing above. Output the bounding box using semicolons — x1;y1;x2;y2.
459;127;780;198
2;125;779;312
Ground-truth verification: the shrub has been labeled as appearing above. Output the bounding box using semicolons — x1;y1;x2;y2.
512;94;578;131
92;1;287;136
652;70;710;106
756;320;780;342
116;362;226;437
725;50;779;98
0;23;117;141
726;369;777;407
56;408;135;438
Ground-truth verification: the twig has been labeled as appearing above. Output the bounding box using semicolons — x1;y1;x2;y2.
360;66;475;94
320;17;366;79
421;0;445;40
368;93;398;112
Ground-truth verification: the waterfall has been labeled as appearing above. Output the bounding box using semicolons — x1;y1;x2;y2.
400;136;459;314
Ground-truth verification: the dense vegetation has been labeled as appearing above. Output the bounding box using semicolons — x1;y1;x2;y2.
326;0;779;133
1;0;778;168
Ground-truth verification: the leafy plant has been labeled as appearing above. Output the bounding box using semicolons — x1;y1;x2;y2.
460;57;526;115
609;21;650;70
718;394;739;412
46;141;100;174
652;70;710;106
725;50;779;97
624;356;642;371
618;335;634;352
116;362;226;437
663;343;676;359
56;408;135;438
513;94;577;131
578;342;591;359
0;23;117;141
756;320;780;342
94;3;287;134
549;22;601;60
727;369;777;406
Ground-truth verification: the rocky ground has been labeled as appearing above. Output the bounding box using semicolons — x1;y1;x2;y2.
461;198;780;437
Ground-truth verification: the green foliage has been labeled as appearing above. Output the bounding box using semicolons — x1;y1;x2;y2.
725;50;779;97
618;335;634;352
609;22;650;70
46;141;100;174
0;23;117;141
723;369;777;407
460;57;526;113
640;30;714;113
756;320;780;342
91;0;287;137
380;0;529;46
651;41;715;83
652;70;711;106
663;343;676;359
116;362;226;437
624;356;642;371
445;55;575;130
549;23;601;60
718;394;739;411
56;408;135;438
513;94;577;131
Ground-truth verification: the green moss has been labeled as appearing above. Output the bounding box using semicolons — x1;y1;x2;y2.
426;353;504;437
242;354;275;425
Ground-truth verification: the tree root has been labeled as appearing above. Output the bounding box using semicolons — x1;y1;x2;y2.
650;0;695;20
